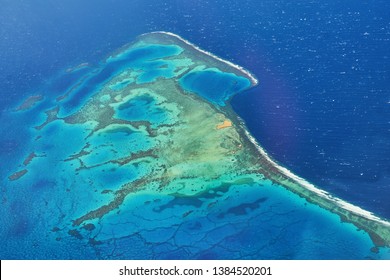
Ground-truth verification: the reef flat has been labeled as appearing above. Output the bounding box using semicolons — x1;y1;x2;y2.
1;32;389;259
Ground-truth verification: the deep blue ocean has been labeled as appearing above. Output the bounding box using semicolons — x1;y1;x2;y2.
0;0;389;226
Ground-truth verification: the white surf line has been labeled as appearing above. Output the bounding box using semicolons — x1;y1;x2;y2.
150;31;259;86
243;129;390;227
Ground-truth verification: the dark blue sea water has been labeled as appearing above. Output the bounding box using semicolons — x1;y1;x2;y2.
0;1;389;260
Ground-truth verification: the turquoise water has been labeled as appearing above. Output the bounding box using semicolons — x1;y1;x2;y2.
61;44;183;116
115;93;169;125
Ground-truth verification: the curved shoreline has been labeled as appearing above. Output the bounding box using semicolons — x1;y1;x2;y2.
244;128;390;226
150;31;259;86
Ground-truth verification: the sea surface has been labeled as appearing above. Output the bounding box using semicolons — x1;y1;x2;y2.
0;0;389;259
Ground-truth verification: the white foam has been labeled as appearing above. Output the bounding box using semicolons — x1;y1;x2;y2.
243;129;390;227
149;31;259;85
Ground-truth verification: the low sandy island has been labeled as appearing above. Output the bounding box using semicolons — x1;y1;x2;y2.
216;120;232;129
